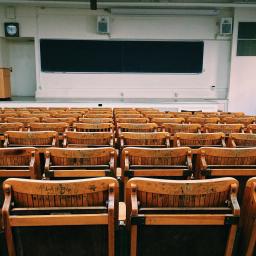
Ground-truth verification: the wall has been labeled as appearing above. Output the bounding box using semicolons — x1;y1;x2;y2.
0;6;232;100
228;8;256;115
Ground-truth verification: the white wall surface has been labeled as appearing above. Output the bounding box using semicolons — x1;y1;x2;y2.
0;6;233;100
228;8;256;115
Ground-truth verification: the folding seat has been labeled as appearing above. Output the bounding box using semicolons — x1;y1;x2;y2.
51;113;82;119
6;117;40;127
117;123;157;134
73;123;114;132
221;117;255;126
44;147;117;179
42;117;76;126
239;177;256;256
228;133;256;147
187;117;220;125
121;147;192;180
2;177;119;256
162;123;201;134
173;132;226;148
120;132;170;150
28;122;69;135
116;118;149;124
78;118;113;123
126;177;240;256
151;118;185;127
204;124;244;135
0;123;24;135
63;131;114;148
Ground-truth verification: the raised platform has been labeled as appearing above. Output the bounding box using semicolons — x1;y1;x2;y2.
0;97;227;112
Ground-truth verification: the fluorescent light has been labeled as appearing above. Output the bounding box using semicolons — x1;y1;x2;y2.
111;8;220;16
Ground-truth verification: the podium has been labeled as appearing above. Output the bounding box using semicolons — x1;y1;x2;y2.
0;68;11;99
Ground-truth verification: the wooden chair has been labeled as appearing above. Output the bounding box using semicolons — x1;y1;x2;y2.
0;113;18;120
0;123;24;135
162;123;201;134
174;132;226;148
115;118;149;124
115;114;143;118
120;132;170;149
42;117;76;126
247;124;256;134
187;117;220;125
150;118;185;126
63;132;114;148
6;117;40;127
204;124;244;135
117;123;158;134
126;177;240;256
73;123;114;132
144;113;175;119
4;131;58;148
51;113;82;119
196;147;256;199
44;147;117;178
121;147;192;180
221;117;255;126
78;118;113;123
2;177;118;256
228;133;256;147
240;177;256;256
18;113;50;121
85;114;113;118
28;122;69;135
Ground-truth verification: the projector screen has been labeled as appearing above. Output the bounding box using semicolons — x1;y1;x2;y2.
40;39;204;73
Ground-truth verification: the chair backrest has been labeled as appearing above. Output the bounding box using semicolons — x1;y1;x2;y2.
42;117;76;125
173;132;226;148
228;133;256;147
221;117;255;125
144;113;175;119
85;113;113;118
117;123;157;133
240;177;256;256
187;117;220;125
121;147;192;179
247;124;256;134
73;123;114;132
63;132;114;147
115;118;149;123
162;123;201;134
29;122;69;133
204;124;244;134
45;147;117;178
2;177;119;256
78;118;113;123
4;131;58;147
115;114;143;118
6;117;40;127
51;113;82;119
0;123;24;134
151;118;185;126
125;177;239;256
120;132;170;148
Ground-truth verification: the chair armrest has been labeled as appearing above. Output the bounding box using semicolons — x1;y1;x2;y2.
230;183;240;216
3;134;8;148
62;134;67;147
29;151;37;178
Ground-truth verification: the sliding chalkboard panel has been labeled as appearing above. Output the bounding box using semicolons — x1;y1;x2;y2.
40;39;204;73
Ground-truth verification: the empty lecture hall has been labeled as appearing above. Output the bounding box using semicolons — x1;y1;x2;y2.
0;0;256;255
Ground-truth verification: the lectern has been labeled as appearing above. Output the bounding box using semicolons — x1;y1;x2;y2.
0;68;11;99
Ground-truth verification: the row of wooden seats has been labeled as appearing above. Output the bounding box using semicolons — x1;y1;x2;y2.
2;131;256;149
1;176;255;255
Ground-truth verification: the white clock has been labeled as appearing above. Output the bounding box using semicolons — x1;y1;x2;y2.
4;22;19;37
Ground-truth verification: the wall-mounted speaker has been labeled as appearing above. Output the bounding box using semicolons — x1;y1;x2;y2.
97;16;110;34
220;17;233;35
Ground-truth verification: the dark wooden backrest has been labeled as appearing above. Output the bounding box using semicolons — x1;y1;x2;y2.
187;117;220;125
117;123;158;133
63;132;114;147
173;132;226;147
73;123;114;132
0;123;24;134
29;122;69;133
78;118;113;123
2;177;119;256
120;132;170;147
240;177;256;256
204;124;244;134
228;133;256;147
162;123;201;134
115;118;149;123
121;147;192;169
4;131;58;147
